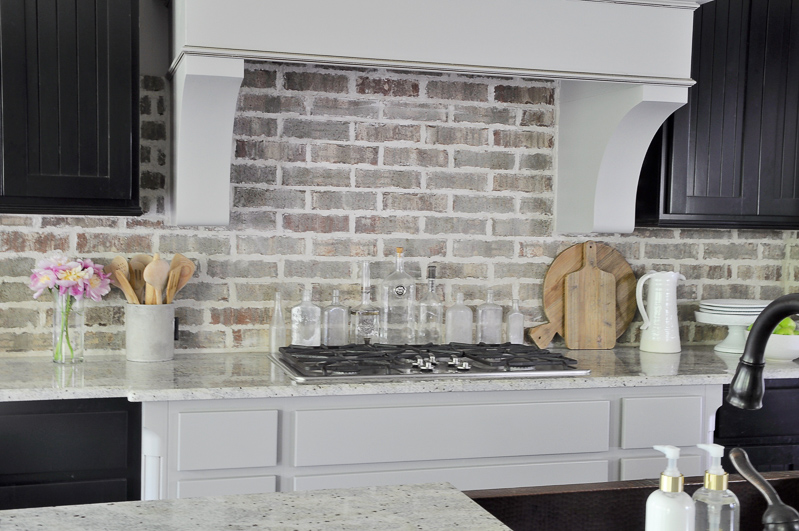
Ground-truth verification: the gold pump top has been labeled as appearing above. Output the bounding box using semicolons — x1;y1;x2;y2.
704;471;729;491
660;473;684;493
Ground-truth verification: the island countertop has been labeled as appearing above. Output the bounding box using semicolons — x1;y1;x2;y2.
0;482;510;531
0;346;796;402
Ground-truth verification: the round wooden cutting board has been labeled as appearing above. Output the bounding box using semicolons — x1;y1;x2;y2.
529;242;636;348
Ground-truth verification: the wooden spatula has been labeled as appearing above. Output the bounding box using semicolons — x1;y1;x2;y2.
563;241;616;349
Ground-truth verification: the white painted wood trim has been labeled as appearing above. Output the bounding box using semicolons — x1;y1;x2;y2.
169;0;702;228
293;401;610;467
176;409;278;471
556;81;688;234
619;454;702;481
172;0;697;83
619;395;704;449
293;460;610;491
177;475;277;499
170;54;243;226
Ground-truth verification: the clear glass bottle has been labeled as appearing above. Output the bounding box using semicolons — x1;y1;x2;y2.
693;444;739;531
506;299;525;345
270;291;288;352
322;289;349;346
351;261;381;345
417;265;444;344
380;247;416;344
446;293;473;344
476;289;503;344
290;287;321;346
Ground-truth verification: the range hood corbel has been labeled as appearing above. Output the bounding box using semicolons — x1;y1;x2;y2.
170;55;243;226
168;0;706;229
556;81;688;234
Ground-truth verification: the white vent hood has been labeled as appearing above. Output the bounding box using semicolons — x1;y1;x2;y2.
169;0;705;232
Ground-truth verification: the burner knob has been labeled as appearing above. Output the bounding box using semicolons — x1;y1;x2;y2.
418;360;434;371
456;361;471;371
448;356;460;366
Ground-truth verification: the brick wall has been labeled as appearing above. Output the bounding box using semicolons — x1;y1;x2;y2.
0;62;796;357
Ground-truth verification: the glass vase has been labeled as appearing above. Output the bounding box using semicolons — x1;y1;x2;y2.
53;293;84;363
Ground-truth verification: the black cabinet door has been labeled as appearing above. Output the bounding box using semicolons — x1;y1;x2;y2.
0;398;141;509
636;0;799;228
0;0;141;216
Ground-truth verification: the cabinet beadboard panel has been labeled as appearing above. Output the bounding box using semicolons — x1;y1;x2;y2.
637;0;799;227
293;401;610;467
0;0;141;215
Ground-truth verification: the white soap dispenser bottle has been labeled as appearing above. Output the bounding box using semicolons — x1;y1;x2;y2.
693;444;740;531
646;445;696;531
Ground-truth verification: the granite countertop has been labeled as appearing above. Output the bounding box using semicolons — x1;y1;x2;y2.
0;345;797;403
0;482;510;531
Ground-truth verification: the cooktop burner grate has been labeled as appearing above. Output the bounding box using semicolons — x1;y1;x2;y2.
271;342;590;382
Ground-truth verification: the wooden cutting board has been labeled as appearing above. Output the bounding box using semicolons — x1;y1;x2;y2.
527;242;636;348
563;242;616;349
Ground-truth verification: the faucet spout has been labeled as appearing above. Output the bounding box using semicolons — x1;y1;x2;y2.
726;294;799;410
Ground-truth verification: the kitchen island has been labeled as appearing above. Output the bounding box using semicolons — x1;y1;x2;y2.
0;482;510;530
0;346;796;502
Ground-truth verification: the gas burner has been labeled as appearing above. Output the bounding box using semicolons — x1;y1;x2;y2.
272;342;590;382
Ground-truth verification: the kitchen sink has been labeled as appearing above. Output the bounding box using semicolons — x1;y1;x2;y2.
466;471;799;531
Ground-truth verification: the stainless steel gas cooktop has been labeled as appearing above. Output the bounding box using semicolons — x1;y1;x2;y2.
270;343;591;383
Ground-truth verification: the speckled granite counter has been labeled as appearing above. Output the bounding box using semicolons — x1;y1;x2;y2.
0;482;510;530
0;346;797;402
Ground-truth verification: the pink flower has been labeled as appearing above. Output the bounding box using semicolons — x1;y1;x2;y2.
83;267;112;302
29;269;57;299
29;253;112;303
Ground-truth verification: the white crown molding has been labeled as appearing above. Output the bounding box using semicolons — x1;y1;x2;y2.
577;0;707;8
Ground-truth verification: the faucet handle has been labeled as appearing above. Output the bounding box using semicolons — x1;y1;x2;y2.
729;447;799;530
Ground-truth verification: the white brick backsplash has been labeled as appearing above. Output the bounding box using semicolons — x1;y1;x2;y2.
0;64;796;356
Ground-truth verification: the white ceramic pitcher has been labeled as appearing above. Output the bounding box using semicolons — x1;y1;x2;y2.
636;271;685;353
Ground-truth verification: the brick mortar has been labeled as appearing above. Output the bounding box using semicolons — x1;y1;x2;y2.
0;65;796;355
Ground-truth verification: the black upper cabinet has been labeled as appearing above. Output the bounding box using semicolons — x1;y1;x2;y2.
636;0;799;228
0;0;141;216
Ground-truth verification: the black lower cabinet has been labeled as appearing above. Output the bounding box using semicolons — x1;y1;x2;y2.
0;398;141;509
715;379;799;472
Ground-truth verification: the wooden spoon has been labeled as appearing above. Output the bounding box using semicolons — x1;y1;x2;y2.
129;254;152;303
130;253;153;268
143;253;170;304
113;270;140;304
165;267;181;304
129;263;145;304
173;254;196;293
108;255;129;290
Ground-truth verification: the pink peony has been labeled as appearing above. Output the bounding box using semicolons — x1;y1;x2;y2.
30;253;112;302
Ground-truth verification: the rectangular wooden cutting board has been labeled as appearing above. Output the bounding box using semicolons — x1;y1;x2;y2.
563;241;617;349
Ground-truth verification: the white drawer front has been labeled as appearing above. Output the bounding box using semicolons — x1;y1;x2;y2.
294;401;610;466
177;475;277;498
620;396;703;449
294;460;609;491
620;454;702;481
177;409;278;471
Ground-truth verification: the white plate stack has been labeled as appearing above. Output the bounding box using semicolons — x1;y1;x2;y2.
695;299;771;354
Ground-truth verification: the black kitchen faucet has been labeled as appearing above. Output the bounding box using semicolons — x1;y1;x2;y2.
726;293;799;530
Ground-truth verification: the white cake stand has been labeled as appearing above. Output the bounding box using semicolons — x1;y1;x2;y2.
695;311;758;354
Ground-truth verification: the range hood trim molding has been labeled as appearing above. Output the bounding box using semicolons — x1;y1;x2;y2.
168;0;707;230
169;49;695;88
